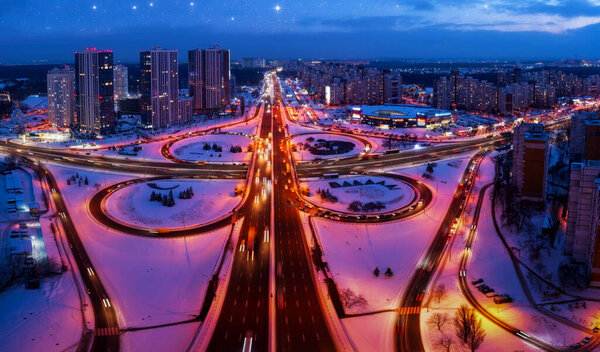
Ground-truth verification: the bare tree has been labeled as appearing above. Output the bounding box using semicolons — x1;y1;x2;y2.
433;284;448;304
454;305;486;351
428;312;449;331
436;334;453;352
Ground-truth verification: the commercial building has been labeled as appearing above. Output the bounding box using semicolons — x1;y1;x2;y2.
113;64;128;101
117;97;141;116
75;48;115;135
139;48;179;129
512;123;549;202
564;161;600;287
47;67;75;128
188;47;231;114
358;104;455;128
570;112;600;163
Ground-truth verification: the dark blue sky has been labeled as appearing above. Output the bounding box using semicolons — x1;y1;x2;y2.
2;0;600;64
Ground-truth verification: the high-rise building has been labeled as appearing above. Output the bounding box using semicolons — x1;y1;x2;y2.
75;48;115;135
383;72;403;104
139;48;179;129
178;96;193;125
188;47;231;114
240;57;266;69
47;67;75;128
570;112;600;163
564;161;600;287
113;64;128;101
512;123;549;202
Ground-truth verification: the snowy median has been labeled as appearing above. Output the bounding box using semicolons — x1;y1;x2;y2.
103;178;242;230
300;175;415;215
171;134;253;164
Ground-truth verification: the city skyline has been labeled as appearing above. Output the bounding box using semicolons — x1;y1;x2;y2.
3;1;600;63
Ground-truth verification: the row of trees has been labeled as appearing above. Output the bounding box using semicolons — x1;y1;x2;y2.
372;267;393;277
229;145;243;153
150;190;176;207
317;188;338;203
348;200;386;212
178;187;195;200
203;143;223;152
66;173;88;186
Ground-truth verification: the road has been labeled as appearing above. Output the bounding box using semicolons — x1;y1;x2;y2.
271;78;336;351
206;98;272;351
396;151;488;352
458;183;562;352
22;159;120;352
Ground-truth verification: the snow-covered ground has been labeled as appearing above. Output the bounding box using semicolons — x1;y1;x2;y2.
291;133;366;161
421;154;587;352
171;134;253;164
300;175;414;214
0;163;83;352
46;164;230;328
104;178;242;229
309;154;476;352
122;323;200;352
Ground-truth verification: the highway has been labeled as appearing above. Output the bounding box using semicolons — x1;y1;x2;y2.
272;78;336;351
206;97;272;351
396;150;488;352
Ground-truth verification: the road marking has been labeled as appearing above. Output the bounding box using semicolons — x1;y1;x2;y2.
399;306;421;315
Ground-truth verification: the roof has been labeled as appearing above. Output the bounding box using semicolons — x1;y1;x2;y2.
360;104;452;119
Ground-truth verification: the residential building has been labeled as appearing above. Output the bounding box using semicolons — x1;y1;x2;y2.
47;67;75;127
75;48;115;135
139;48;179;129
188;47;231;114
570;112;600;163
565;161;600;287
512;123;549;202
383;72;403;104
113;64;128;101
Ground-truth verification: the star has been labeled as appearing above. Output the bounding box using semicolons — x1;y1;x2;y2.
132;5;137;10
149;2;153;6
275;5;281;12
92;5;97;10
190;2;194;6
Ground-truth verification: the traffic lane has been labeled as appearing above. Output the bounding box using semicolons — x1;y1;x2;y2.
273;101;336;351
208;99;273;351
396;153;485;352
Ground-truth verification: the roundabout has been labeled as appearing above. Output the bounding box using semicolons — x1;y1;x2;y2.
294;173;433;223
161;132;256;164
290;132;371;162
89;176;244;237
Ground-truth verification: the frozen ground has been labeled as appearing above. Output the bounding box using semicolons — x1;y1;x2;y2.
171;134;252;163
104;178;241;229
0;164;84;352
291;133;366;161
0;275;82;352
300;175;414;214
122;323;200;352
420;154;587;352
310;154;477;351
47;164;230;328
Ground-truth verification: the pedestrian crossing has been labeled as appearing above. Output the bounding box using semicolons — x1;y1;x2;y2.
398;306;421;315
96;327;120;336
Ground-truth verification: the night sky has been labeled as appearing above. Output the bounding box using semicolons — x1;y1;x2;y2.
2;1;600;64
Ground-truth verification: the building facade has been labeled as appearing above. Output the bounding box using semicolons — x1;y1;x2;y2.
140;48;179;129
113;64;128;101
512;123;549;202
75;48;115;135
188;47;231;114
570;112;600;163
565;161;600;287
47;67;75;128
